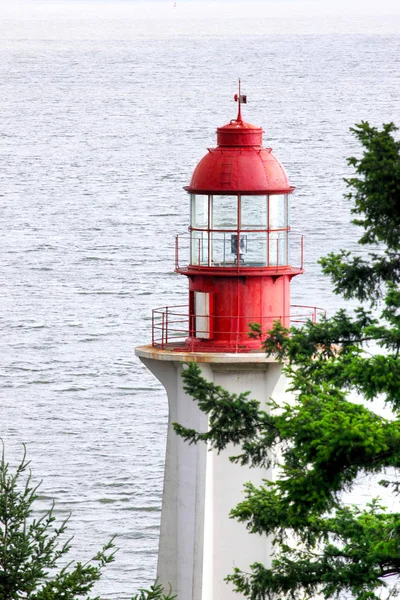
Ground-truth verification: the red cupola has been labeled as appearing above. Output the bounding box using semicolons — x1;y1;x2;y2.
151;85;320;353
187;112;292;195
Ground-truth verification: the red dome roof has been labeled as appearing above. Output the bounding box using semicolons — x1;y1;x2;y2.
185;116;293;195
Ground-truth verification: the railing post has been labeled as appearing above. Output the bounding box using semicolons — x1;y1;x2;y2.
198;239;201;269
165;307;169;346
161;312;165;350
237;233;240;274
235;315;239;353
286;229;289;265
189;308;193;340
191;320;195;351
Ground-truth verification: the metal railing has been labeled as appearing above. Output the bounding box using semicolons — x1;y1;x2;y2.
175;231;304;271
152;304;326;351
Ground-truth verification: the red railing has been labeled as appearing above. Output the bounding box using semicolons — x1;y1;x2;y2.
151;304;326;352
174;232;304;271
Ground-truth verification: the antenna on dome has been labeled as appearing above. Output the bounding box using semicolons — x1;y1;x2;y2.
234;79;247;122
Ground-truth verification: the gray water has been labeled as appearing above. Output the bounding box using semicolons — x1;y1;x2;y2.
1;2;400;597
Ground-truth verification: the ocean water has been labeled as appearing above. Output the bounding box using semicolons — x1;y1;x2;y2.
1;2;400;597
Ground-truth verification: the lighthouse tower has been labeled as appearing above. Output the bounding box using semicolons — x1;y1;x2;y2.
136;88;319;600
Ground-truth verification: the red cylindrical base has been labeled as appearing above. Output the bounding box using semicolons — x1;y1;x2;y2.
185;272;293;352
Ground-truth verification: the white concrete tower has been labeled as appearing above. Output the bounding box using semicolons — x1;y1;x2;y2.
136;89;319;600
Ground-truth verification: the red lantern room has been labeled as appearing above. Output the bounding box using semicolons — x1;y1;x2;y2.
152;85;320;353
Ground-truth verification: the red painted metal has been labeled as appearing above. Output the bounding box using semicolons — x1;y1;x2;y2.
189;273;291;350
185;88;293;194
150;88;320;353
152;305;326;352
186;146;293;195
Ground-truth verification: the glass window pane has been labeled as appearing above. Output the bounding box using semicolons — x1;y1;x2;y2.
210;232;236;266
268;231;288;266
211;195;237;230
241;196;267;230
269;194;287;229
191;231;208;266
241;233;267;266
191;194;208;228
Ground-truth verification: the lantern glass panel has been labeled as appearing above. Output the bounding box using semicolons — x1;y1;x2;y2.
211;195;238;230
191;194;208;229
269;194;288;229
191;231;209;266
268;232;288;266
241;233;268;266
241;196;268;230
210;232;235;266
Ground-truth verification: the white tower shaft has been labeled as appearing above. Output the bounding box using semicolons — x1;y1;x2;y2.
136;347;291;600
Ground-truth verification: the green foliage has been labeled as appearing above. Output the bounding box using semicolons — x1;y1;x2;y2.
228;501;400;600
0;443;116;600
131;582;176;600
175;365;274;464
175;123;400;600
346;122;400;249
0;444;173;600
320;122;400;303
248;322;263;340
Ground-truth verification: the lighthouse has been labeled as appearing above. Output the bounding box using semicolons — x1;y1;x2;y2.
136;87;321;600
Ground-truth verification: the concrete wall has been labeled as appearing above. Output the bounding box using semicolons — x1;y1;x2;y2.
138;353;289;600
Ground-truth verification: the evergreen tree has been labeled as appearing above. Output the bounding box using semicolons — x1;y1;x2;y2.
174;122;400;600
0;443;175;600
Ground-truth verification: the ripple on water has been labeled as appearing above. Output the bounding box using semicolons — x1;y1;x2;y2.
1;8;400;598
